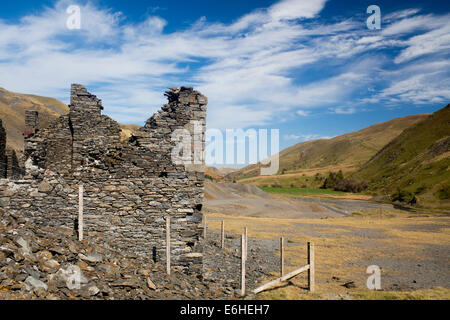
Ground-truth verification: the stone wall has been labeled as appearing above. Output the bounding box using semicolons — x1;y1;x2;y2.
3;84;207;273
24;85;122;175
24;110;39;138
0;175;203;272
0;119;6;178
5;149;22;179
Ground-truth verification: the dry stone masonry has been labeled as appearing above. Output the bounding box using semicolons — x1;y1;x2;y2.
24;110;39;138
5;149;22;179
0;84;207;274
0;119;6;178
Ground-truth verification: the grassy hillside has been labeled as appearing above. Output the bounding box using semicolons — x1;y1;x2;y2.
353;104;450;207
0;88;69;151
226;114;429;183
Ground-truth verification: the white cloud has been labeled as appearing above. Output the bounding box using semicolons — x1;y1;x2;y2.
296;110;309;116
283;134;301;140
384;8;421;22
382;14;435;36
269;0;328;21
330;107;357;114
207;105;274;129
372;60;450;105
284;133;332;141
357;36;382;44
394;20;450;63
0;0;448;130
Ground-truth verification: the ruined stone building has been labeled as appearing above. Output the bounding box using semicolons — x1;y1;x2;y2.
0;84;207;273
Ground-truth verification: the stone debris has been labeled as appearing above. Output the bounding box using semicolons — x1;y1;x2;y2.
24;276;48;292
78;253;103;264
0;209;291;300
0;211;249;300
202;229;283;298
147;277;157;290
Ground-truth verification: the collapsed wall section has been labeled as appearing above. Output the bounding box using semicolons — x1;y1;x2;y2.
69;84;121;171
24;115;72;175
133;87;207;175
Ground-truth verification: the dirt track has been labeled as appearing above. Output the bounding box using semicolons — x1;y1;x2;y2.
204;182;393;218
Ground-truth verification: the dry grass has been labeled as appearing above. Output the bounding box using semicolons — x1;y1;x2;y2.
0;87;69;151
258;286;450;300
352;287;450;300
204;210;450;300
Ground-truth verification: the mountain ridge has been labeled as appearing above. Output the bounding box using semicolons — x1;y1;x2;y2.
353;104;450;207
225;113;431;181
0;87;69;152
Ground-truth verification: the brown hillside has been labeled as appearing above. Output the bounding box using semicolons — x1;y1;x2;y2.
0;88;69;151
226;114;430;182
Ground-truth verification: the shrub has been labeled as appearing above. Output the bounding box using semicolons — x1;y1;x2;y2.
271;183;282;188
335;179;368;193
322;171;367;193
322;170;344;189
390;189;415;203
436;185;450;200
414;184;427;195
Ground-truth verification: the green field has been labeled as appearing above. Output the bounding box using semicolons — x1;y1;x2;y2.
259;186;347;196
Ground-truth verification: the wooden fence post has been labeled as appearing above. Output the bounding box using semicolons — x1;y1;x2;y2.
244;227;248;261
308;242;315;292
78;185;84;241
221;220;225;249
280;237;285;276
166;217;171;275
241;234;246;296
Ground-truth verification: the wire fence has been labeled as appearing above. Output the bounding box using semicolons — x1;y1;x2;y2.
202;216;316;296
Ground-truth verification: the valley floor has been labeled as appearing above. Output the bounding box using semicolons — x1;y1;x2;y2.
203;183;450;300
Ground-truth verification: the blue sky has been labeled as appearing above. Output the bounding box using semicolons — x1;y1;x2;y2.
0;0;449;166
